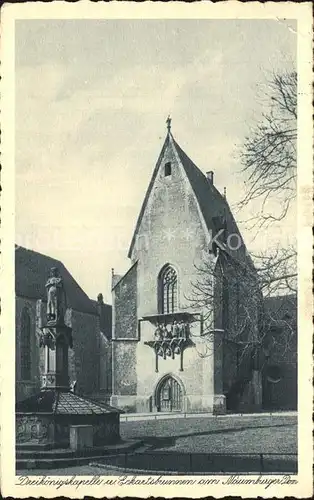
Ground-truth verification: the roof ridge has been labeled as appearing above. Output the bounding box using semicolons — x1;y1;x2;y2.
15;244;63;265
16;246;98;315
112;260;138;291
172;137;229;202
172;137;207;179
90;298;112;307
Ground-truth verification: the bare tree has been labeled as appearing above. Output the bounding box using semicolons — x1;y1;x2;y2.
239;70;297;227
252;245;297;296
187;244;296;410
186;71;298;410
188;249;260;355
237;70;298;293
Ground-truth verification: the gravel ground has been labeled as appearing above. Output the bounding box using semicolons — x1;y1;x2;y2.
17;414;297;476
120;414;297;454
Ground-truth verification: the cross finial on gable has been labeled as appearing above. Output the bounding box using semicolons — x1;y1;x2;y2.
166;115;172;133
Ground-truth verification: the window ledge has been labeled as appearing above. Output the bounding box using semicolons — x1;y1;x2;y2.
140;311;200;325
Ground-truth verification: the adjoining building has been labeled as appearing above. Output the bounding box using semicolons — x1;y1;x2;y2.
262;294;297;411
15;246;112;403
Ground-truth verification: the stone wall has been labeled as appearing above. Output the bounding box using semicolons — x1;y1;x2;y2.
99;333;112;396
16;412;120;447
16;413;55;444
71;310;99;395
97;300;112;398
263;321;297;410
111;341;138;411
113;263;137;340
111;263;138;409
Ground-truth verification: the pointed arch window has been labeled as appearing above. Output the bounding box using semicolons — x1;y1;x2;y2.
20;308;31;380
164;162;172;177
159;265;178;314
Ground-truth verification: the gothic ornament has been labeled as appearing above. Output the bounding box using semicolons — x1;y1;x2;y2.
38;328;56;349
145;320;194;372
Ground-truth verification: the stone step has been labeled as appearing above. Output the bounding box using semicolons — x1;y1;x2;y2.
16;442;55;452
17;454;113;470
18;448;98;460
16;439;144;470
17;445;134;460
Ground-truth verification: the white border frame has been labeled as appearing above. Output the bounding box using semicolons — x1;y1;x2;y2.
1;2;313;498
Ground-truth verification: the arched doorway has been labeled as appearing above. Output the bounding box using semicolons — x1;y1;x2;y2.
156;375;183;412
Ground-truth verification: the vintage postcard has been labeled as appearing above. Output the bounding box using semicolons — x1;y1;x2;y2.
1;1;313;498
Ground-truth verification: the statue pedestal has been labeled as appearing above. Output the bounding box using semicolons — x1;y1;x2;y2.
39;322;72;391
15;267;122;468
16;319;121;454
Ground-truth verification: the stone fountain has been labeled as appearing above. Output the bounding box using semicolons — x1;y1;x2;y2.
16;267;122;468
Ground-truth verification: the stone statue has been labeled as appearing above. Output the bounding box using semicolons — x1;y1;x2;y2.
162;323;172;339
178;320;187;339
172;320;180;338
45;267;66;324
154;324;163;341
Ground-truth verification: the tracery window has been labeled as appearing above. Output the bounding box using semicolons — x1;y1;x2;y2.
159;265;178;314
20;308;31;380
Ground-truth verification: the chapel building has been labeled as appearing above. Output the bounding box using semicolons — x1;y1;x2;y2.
110;122;264;414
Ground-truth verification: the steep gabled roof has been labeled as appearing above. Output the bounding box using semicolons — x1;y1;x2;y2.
173;138;240;238
15;246;97;316
128;132;248;262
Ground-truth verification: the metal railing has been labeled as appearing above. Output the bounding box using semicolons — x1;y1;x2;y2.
94;451;297;474
120;411;297;422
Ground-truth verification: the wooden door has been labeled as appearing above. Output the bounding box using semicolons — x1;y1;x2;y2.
158;376;182;412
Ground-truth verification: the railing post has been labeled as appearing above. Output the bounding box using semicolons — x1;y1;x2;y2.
155;347;159;372
260;453;264;472
180;348;184;371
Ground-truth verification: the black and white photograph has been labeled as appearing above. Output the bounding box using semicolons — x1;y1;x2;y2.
1;2;313;498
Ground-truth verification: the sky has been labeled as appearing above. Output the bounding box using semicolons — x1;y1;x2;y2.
15;19;297;302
